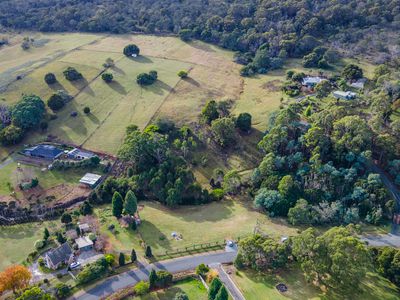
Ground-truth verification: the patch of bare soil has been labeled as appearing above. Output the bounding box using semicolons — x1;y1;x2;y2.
262;79;283;92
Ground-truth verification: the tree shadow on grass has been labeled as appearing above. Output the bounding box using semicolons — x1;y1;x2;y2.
87;113;100;124
128;56;153;64
111;65;125;75
109;80;127;95
139;219;173;251
71;77;95;96
184;77;201;87
49;81;66;92
141;80;172;96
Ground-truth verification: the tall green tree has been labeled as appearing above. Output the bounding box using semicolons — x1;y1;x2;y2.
149;269;157;288
12;95;45;130
112;191;124;218
124;190;138;215
208;277;222;300
118;252;125;266
131;249;137;263
215;286;228;300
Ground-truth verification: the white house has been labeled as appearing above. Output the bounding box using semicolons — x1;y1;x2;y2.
333;91;357;100
302;76;325;88
75;236;94;251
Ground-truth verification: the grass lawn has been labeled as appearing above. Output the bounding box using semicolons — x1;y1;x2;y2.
95;199;298;258
232;267;400;300
137;200;297;256
0;160;90;196
129;277;207;300
0;220;61;271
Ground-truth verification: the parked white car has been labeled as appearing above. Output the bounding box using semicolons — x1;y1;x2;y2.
70;262;81;269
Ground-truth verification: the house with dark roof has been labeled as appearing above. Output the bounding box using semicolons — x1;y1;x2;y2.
45;243;74;270
22;144;63;160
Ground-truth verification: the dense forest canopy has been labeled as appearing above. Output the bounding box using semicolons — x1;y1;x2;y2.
1;0;399;61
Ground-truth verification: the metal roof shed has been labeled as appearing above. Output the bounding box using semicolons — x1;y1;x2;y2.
79;173;102;188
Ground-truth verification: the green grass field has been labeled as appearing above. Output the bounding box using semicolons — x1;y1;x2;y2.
0;220;61;271
0;160;93;196
0;33;285;157
129;277;207;300
95;200;298;257
232;267;400;300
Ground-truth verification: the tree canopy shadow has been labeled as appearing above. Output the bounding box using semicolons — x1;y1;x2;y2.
128;55;153;64
184;77;201;87
110;65;125;75
87;112;100;124
71;77;95;96
139;220;173;251
49;81;66;92
109;80;127;95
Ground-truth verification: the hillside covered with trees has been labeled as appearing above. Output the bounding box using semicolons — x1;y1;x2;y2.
1;0;399;67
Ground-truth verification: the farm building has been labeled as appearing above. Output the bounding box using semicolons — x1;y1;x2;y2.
302;76;325;88
22;144;63;160
333;91;357;100
78;223;91;233
45;243;74;270
79;173;102;188
75;236;94;251
349;78;366;89
67;148;96;160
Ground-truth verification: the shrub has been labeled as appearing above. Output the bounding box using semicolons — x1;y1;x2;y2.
210;189;224;201
47;93;65;111
0;125;24;146
174;292;189;300
133;281;149;295
76;258;108;285
235;112;252;131
145;245;153;258
149;70;158;80
63;67;82;81
34;239;45;250
123;44;140;57
177;70;188;78
83;106;90;114
105;254;116;266
102;72;113;83
55;283;71;299
196;263;210;276
155;270;173;288
44;73;57;84
137;73;156;85
118;252;125;266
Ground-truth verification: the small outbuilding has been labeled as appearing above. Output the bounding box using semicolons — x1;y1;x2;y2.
23;144;63;160
75;236;94;251
78;223;91;233
333;90;357;100
79;173;102;188
67;148;96;160
302;76;325;88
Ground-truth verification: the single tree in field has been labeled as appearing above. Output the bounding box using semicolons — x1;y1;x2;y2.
124;190;138;215
235;112;252;132
44;73;57;84
118;252;125;266
149;269;157;288
123;44;140;57
145;245;153;258
208;277;222;300
83;106;90;114
112;191;124;218
0;265;31;293
47;93;65;111
131;249;137;263
177;70;188;78
61;212;72;225
101;72;113;83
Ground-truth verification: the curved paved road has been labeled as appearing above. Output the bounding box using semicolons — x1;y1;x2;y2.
71;250;237;300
